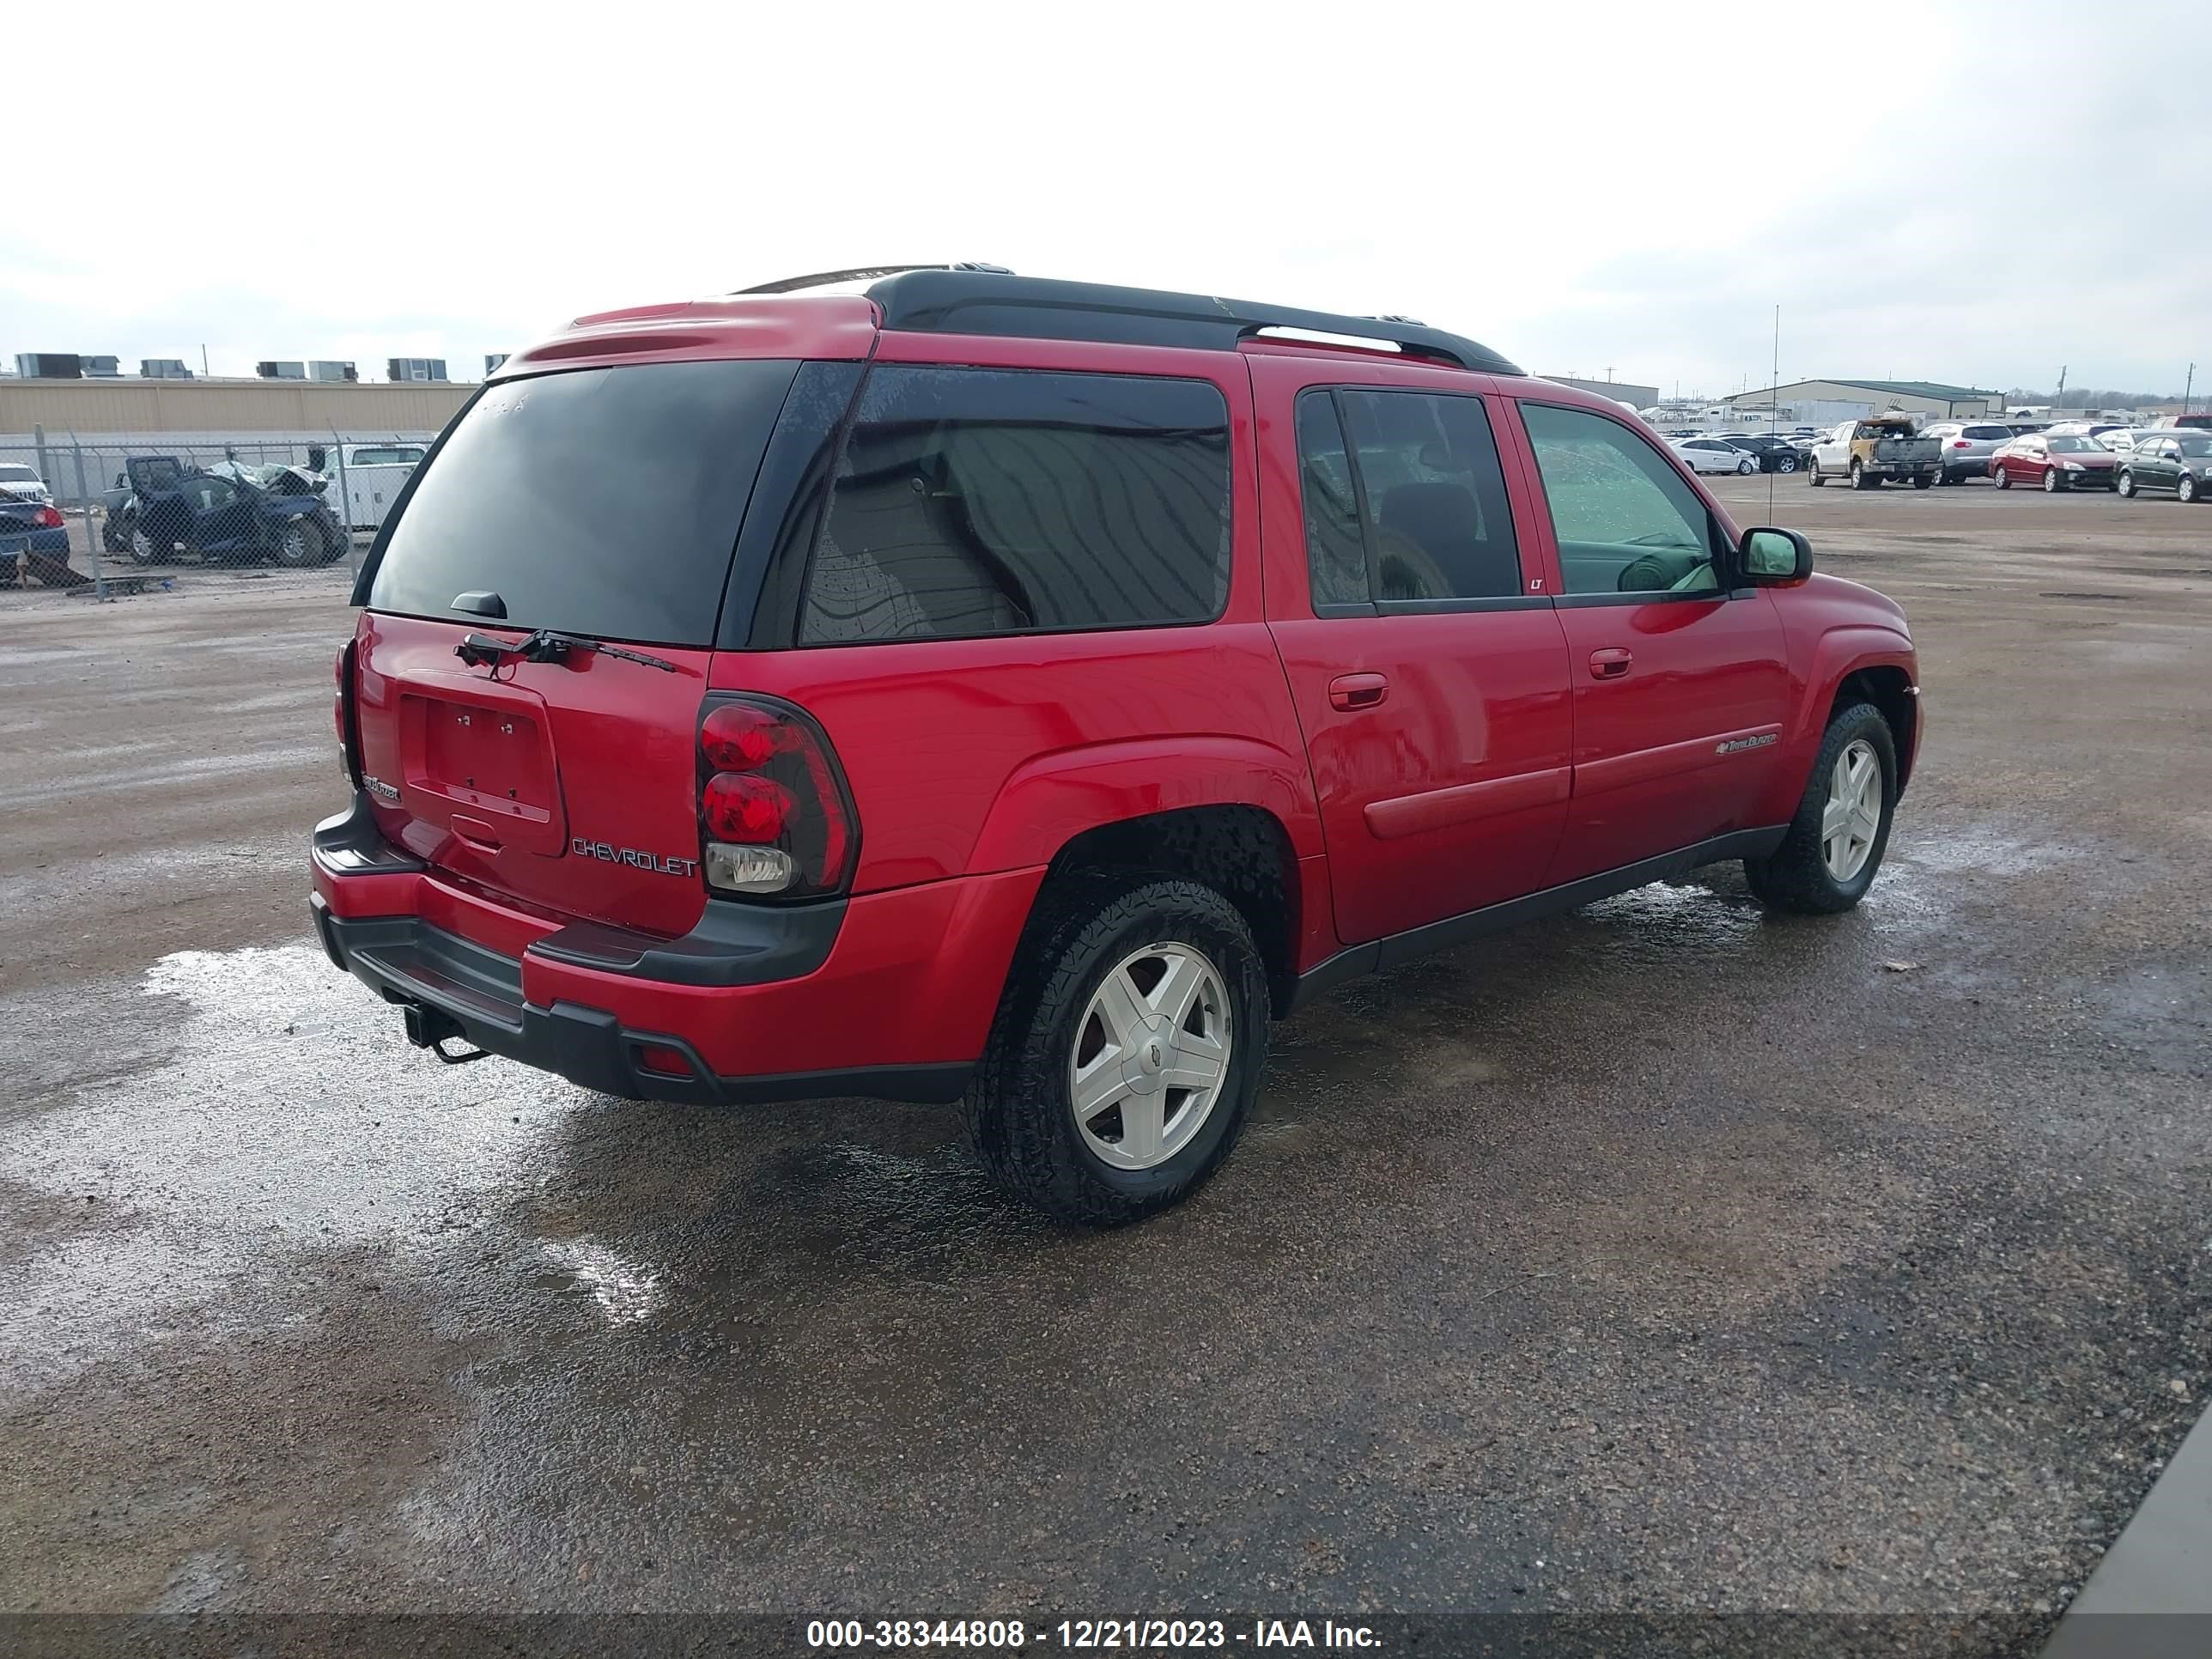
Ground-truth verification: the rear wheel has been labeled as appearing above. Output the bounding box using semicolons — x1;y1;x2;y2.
128;526;165;566
964;876;1267;1226
275;517;327;568
1744;703;1898;915
1850;459;1878;489
1777;453;1798;474
1911;472;1933;489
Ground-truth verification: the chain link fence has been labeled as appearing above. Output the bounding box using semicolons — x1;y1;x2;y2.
0;429;433;598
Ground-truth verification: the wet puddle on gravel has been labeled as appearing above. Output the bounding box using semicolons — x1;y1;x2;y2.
0;945;584;1389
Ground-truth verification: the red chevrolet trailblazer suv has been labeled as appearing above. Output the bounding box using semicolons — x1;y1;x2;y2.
313;266;1919;1224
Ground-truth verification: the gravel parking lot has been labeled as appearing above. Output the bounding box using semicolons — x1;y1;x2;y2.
1;475;2205;1650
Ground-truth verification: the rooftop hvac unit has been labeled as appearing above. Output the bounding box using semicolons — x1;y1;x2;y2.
484;353;509;374
308;360;358;382
141;359;193;380
83;356;121;377
257;361;307;380
15;353;82;379
386;357;449;382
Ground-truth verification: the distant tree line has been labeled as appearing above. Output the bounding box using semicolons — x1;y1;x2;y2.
2001;386;2189;409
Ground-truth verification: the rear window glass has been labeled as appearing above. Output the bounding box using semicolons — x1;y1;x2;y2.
799;366;1231;645
364;359;799;646
1964;426;2010;440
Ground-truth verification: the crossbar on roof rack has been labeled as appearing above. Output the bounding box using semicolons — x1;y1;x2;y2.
862;271;1521;375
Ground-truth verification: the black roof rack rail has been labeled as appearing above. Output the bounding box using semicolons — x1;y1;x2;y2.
734;262;1012;296
862;270;1521;375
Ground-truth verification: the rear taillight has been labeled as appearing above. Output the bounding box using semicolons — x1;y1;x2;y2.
696;696;856;898
34;505;64;528
1951;441;1971;449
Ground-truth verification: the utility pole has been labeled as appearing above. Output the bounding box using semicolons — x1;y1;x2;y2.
2185;363;2196;416
2057;365;2068;406
201;343;210;377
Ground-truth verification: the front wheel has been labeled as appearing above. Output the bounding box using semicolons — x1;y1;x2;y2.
1995;466;2012;489
275;517;327;568
2117;470;2135;498
1744;703;1898;915
2181;473;2201;504
964;876;1267;1226
1809;462;1826;486
1737;457;1756;474
128;526;165;566
2044;468;2063;493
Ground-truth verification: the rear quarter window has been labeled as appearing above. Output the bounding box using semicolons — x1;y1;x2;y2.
362;358;800;647
798;366;1231;645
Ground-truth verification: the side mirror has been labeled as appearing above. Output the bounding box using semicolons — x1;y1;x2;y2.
1740;526;1812;585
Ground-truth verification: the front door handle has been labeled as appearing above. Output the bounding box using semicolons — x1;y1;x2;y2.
1328;672;1389;711
1589;647;1633;680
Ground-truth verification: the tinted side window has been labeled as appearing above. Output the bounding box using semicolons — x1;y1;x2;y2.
799;367;1231;645
1291;388;1522;608
1519;403;1720;598
1295;392;1367;608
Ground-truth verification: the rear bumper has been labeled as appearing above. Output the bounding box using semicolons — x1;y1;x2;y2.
310;793;1043;1106
1;528;72;559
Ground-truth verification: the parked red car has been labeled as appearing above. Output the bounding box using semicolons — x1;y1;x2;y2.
312;269;1921;1224
1990;434;2118;492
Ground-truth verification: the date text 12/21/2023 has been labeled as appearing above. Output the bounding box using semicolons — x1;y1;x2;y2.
805;1619;1382;1649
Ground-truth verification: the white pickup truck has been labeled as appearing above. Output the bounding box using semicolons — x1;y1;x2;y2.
316;441;428;532
1808;417;1942;489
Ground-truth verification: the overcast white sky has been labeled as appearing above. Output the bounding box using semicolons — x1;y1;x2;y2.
7;3;2207;396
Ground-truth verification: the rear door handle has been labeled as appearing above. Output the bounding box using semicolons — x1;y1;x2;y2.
1328;672;1389;711
1589;648;1633;680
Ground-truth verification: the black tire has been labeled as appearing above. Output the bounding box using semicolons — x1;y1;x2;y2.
128;525;166;566
2044;468;2063;493
1995;466;2012;490
1810;463;1826;486
275;517;326;568
2117;470;2134;498
2182;473;2200;504
1911;472;1932;489
1850;460;1878;489
1743;702;1899;915
1777;453;1798;474
963;875;1267;1226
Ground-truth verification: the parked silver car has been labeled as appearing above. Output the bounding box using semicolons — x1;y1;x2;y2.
1922;421;2017;483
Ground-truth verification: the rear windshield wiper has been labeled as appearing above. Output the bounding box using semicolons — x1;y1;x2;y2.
455;629;678;673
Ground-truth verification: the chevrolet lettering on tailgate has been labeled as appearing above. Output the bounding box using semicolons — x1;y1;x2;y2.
571;839;698;878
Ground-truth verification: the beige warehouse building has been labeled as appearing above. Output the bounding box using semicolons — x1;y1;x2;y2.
1726;380;2001;420
0;376;473;444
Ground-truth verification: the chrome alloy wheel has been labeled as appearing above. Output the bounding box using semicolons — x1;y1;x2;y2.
1822;738;1883;882
1069;940;1233;1171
